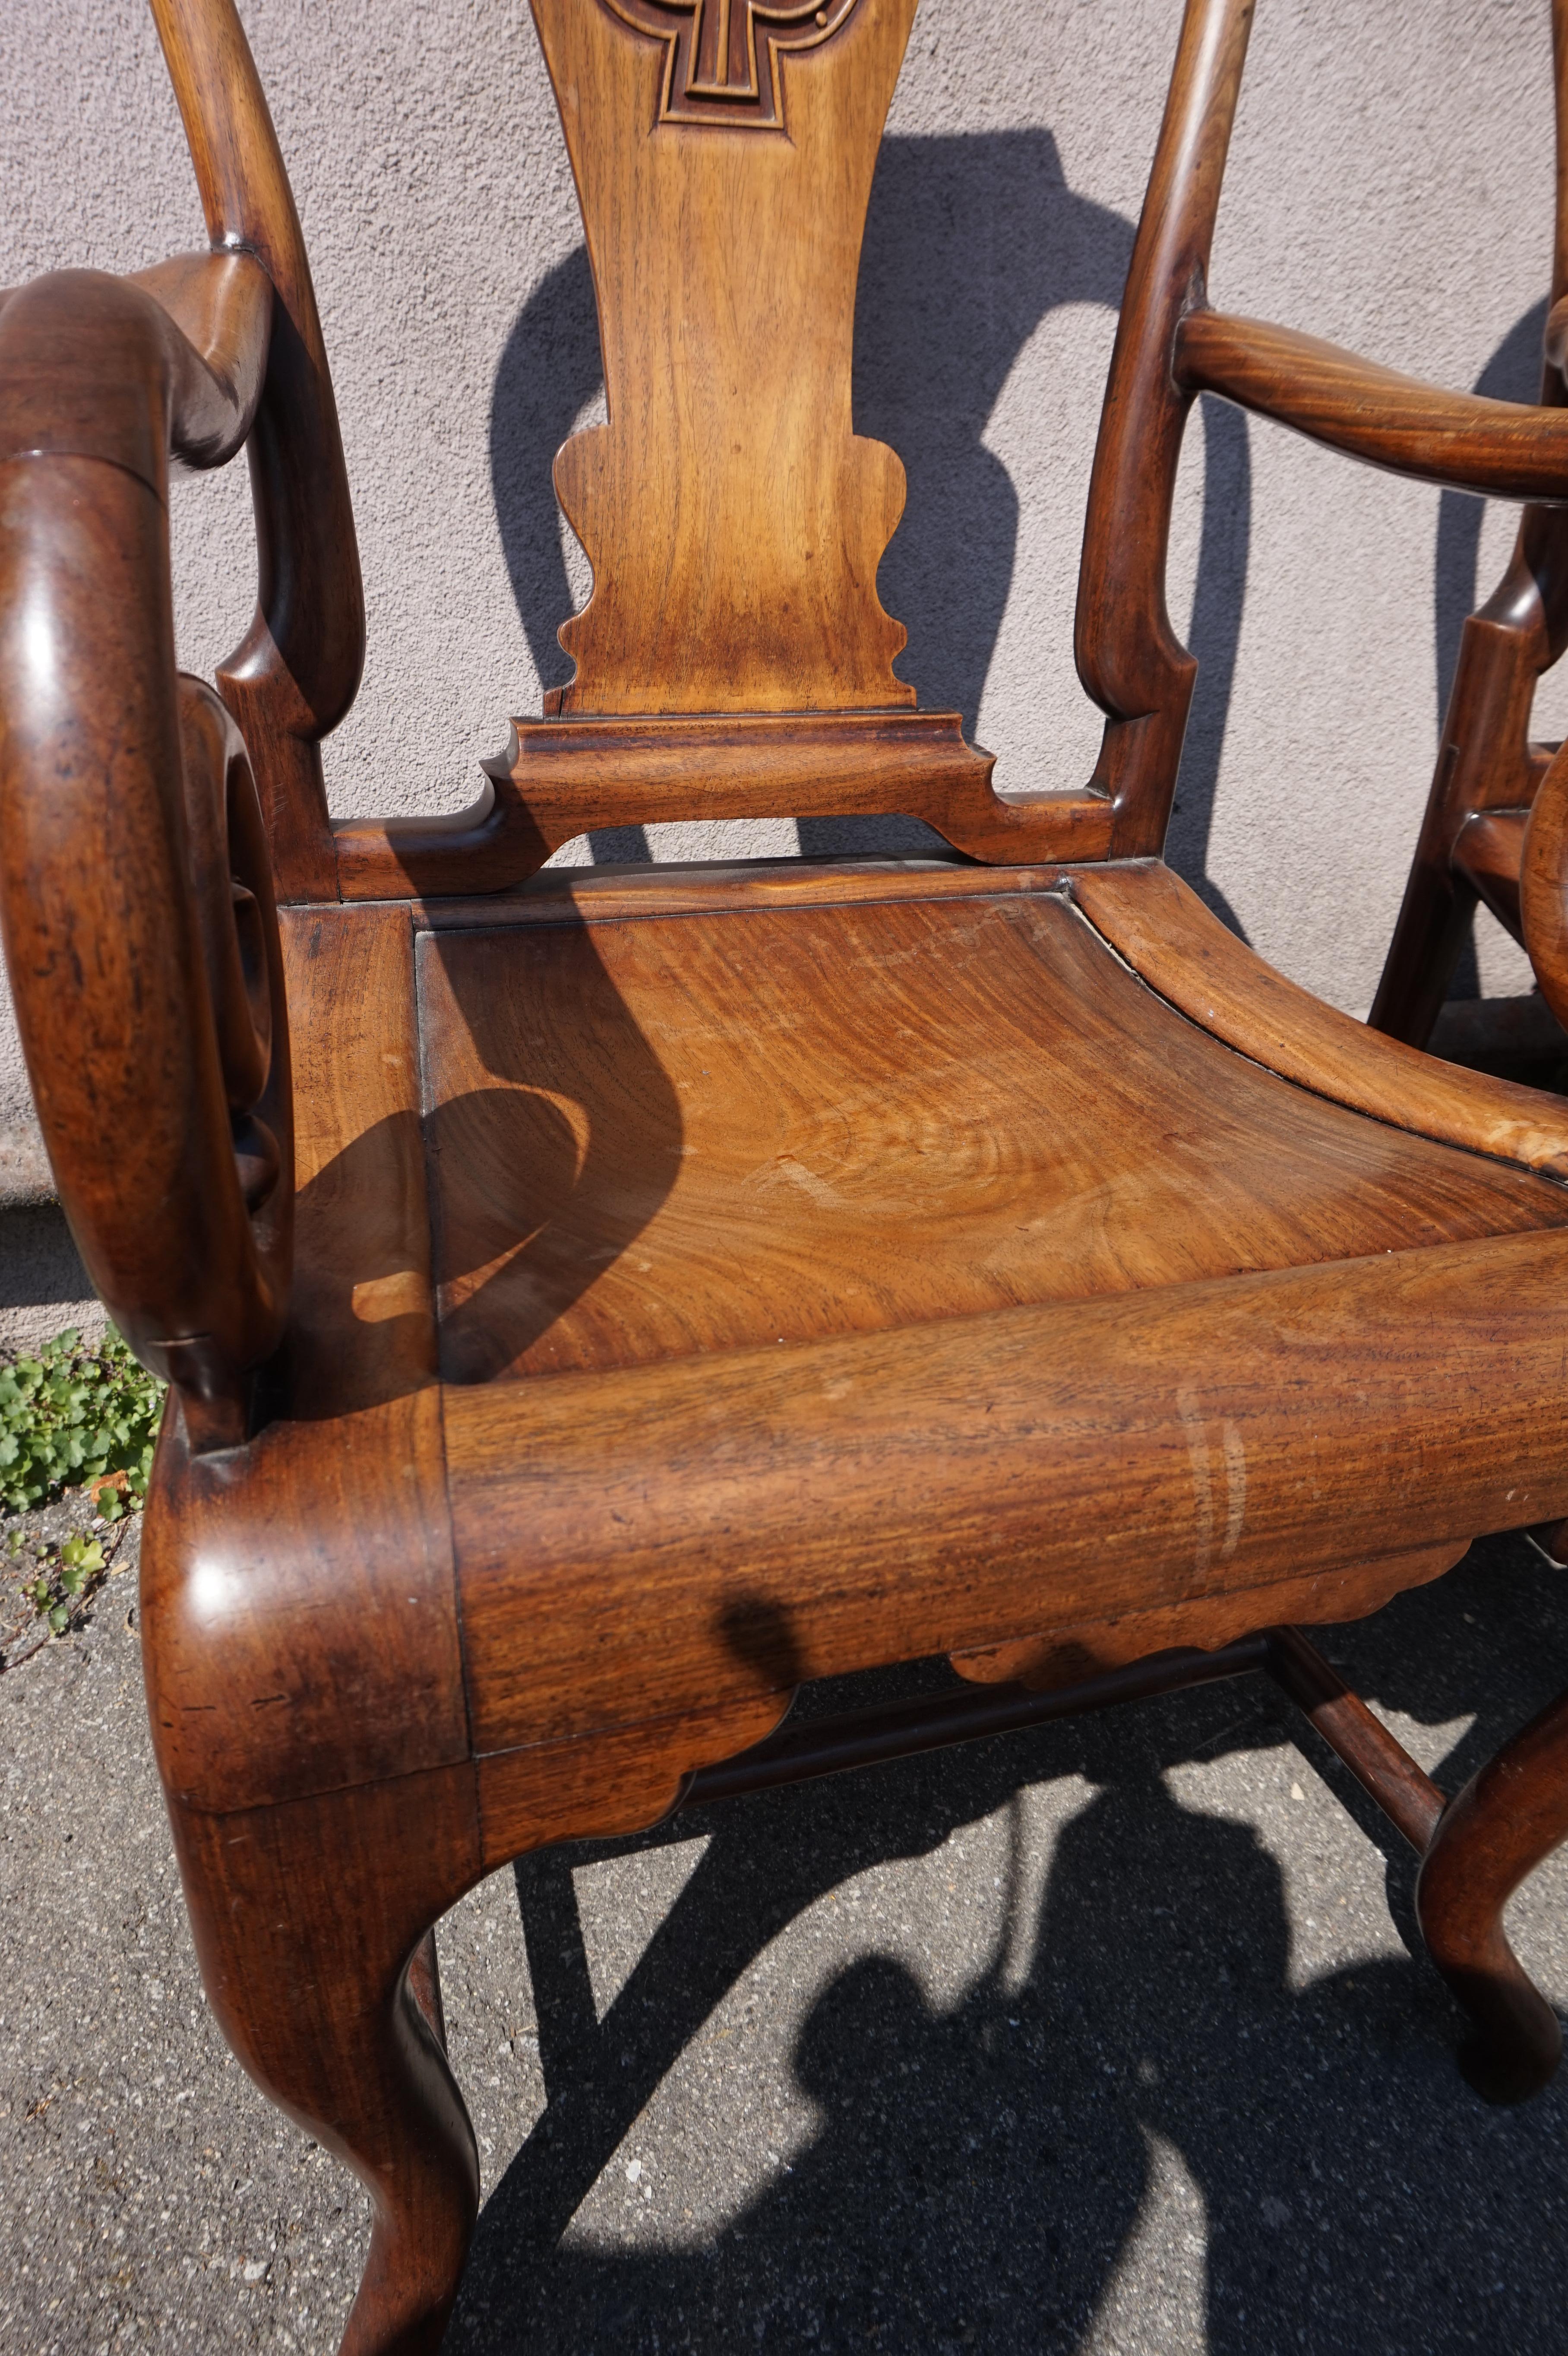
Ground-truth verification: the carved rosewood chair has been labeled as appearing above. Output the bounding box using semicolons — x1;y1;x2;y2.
1372;0;1568;1057
10;0;1568;2347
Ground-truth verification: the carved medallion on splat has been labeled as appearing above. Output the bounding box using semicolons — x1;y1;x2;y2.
601;0;865;130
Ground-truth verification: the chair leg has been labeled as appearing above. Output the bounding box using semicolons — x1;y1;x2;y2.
1417;1689;1568;2104
165;1763;484;2355
407;1928;448;2049
1367;855;1476;1049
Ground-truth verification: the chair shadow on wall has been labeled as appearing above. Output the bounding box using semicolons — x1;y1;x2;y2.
1430;300;1550;1002
488;129;1251;918
448;1533;1568;2355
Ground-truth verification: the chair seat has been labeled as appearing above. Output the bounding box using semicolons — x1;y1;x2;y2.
145;859;1568;1826
416;872;1568;1382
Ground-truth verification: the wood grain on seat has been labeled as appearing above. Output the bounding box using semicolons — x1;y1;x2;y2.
418;883;1568;1385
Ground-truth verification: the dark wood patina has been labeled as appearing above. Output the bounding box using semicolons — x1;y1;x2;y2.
7;3;1568;2350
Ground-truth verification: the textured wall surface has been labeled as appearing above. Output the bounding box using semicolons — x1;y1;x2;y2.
0;0;1562;1327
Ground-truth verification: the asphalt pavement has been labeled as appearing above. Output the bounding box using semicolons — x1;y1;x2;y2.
3;1516;1568;2355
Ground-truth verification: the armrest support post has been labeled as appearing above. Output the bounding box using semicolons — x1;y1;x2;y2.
150;0;364;901
1074;0;1254;859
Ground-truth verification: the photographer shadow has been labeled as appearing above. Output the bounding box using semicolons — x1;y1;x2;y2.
448;1531;1568;2352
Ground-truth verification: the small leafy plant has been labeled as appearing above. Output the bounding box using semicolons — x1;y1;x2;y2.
0;1325;165;1517
16;1527;107;1635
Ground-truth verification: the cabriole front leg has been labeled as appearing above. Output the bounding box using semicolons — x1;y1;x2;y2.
1417;1688;1568;2104
165;1767;484;2355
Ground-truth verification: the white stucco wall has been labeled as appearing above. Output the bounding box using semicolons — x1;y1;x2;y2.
0;0;1561;1330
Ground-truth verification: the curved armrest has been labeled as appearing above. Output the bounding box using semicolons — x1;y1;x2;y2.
1175;310;1568;504
0;266;293;1435
131;252;274;462
1070;860;1568;1180
0;254;270;483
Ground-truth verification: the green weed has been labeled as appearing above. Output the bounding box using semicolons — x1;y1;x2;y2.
21;1529;109;1635
0;1326;164;1518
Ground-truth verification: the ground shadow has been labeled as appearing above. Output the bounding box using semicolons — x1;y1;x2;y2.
488;131;1251;895
0;1203;89;1313
447;1530;1568;2352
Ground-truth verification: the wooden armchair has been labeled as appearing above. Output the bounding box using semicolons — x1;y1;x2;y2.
1371;0;1568;1055
9;0;1568;2348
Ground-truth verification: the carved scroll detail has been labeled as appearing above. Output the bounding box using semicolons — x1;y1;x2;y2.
602;0;863;129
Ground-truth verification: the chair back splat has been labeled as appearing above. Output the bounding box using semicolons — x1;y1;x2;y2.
543;0;915;716
335;0;1177;897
